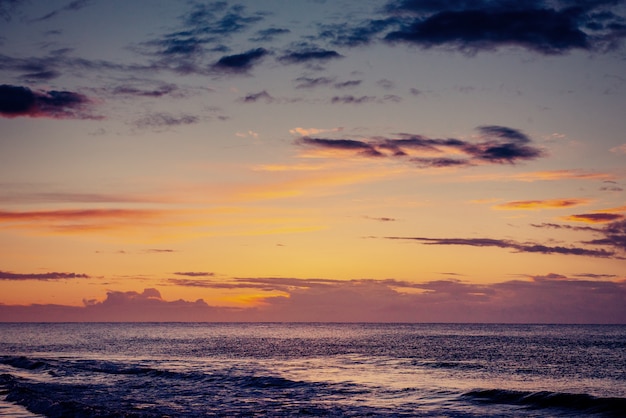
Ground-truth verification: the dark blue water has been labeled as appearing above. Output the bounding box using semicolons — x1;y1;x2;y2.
0;323;624;417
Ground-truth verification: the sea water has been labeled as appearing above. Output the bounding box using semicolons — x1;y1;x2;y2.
0;323;624;417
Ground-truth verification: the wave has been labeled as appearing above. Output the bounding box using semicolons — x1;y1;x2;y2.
0;356;49;371
463;388;626;416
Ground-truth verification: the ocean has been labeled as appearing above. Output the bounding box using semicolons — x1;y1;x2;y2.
0;323;624;417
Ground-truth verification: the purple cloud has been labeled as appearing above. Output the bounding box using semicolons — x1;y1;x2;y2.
211;48;268;74
0;84;98;119
297;125;543;166
2;275;625;323
278;48;343;64
583;220;626;253
0;270;90;281
173;271;215;277
383;236;616;258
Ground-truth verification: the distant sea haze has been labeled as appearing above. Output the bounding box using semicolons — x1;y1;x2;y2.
1;323;625;417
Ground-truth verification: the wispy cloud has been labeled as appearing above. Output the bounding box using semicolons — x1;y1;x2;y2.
0;270;90;281
0;0;22;21
140;2;265;66
330;94;402;104
133;112;200;129
383;236;616;258
278;48;343;64
250;27;290;42
0;208;164;222
297;125;544;167
563;213;625;223
237;90;275;103
610;143;626;154
289;127;343;136
562;205;626;223
0;84;99;119
0;208;170;235
494;198;591;210
389;217;626;259
173;271;215;277
294;76;335;89
108;82;184;98
363;216;397;222
583;220;626;252
333;80;362;89
463;169;617;183
531;222;602;232
31;0;92;22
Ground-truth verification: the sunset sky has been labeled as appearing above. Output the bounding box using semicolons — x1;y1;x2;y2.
1;0;625;323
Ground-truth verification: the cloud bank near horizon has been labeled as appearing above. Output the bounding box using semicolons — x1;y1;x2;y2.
1;275;624;323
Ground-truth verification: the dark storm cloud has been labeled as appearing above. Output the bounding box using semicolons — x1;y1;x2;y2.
278;48;343;64
0;84;97;119
210;48;268;73
322;0;626;54
297;125;543;166
383;236;616;258
0;270;90;281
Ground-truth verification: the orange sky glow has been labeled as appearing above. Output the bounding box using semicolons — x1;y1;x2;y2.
1;0;625;323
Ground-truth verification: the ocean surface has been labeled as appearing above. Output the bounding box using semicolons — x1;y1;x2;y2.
0;323;624;417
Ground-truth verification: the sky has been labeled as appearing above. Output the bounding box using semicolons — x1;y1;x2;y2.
1;0;625;323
